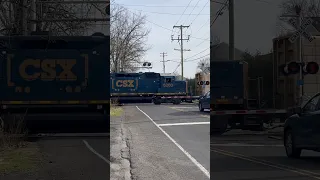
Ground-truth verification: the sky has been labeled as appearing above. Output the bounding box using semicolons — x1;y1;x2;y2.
211;0;284;54
113;0;210;78
210;0;320;54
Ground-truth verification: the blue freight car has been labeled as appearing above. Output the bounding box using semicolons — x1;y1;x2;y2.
211;60;249;110
210;60;288;135
110;72;197;104
0;34;110;130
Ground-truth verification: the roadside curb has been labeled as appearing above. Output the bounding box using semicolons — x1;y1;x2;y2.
110;114;132;180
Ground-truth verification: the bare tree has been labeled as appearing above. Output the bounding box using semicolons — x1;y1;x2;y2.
0;1;108;36
280;0;320;17
110;5;150;73
197;57;210;74
276;0;320;36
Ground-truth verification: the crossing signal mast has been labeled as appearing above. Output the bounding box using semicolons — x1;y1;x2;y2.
279;61;319;76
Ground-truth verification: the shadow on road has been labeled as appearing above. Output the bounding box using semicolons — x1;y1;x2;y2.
26;119;109;134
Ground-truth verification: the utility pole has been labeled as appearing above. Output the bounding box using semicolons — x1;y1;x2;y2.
296;6;304;97
160;52;168;73
229;0;235;60
172;25;190;80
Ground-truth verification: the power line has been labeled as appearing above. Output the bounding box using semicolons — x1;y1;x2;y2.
185;48;210;60
116;3;209;41
185;54;210;62
167;59;181;63
126;8;209;16
195;37;209;47
173;63;181;74
174;0;194;27
193;18;209;34
189;0;209;26
181;0;202;25
211;0;228;27
189;0;227;47
115;4;201;8
210;0;226;5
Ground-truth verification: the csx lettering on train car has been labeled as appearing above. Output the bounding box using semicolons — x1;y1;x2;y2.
19;59;77;81
115;80;135;88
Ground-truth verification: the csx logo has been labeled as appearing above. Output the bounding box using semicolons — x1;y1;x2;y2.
19;59;77;81
115;80;135;88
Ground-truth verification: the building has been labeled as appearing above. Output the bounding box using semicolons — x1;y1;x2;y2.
273;33;320;109
211;42;244;61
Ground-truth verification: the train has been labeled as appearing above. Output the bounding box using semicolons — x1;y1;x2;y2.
110;72;199;104
0;34;110;131
210;60;287;134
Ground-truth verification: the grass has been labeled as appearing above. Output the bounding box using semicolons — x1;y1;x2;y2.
0;115;28;149
110;107;123;117
110;98;123;117
0;144;41;174
0;115;41;174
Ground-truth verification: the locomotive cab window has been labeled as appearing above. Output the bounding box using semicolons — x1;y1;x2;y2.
165;78;172;83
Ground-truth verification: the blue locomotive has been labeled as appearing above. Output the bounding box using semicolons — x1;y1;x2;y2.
110;72;193;104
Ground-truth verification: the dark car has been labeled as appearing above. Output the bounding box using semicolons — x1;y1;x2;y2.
199;91;210;112
283;92;320;158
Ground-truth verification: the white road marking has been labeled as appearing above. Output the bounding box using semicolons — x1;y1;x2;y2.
136;106;210;179
158;122;210;127
83;140;110;164
210;143;283;147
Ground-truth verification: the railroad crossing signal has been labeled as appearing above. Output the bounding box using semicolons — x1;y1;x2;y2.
303;62;319;74
311;17;320;32
279;61;319;76
287;17;316;43
143;62;152;67
197;81;210;85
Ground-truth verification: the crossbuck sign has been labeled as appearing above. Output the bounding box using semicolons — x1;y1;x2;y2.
287;17;316;43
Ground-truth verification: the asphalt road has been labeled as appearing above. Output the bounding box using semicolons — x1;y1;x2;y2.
1;119;110;180
130;103;210;179
211;132;320;180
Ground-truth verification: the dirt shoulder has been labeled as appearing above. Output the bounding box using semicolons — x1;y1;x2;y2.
0;141;44;179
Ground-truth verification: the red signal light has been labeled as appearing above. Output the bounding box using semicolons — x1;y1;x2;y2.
287;62;300;74
305;62;319;74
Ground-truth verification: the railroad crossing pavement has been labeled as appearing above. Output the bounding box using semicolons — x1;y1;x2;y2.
110;103;210;180
211;132;320;180
1;121;110;180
